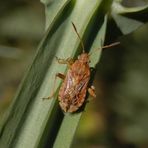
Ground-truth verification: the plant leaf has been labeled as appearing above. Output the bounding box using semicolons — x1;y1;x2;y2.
41;0;71;30
111;1;148;35
112;1;148;14
112;13;143;35
53;16;107;148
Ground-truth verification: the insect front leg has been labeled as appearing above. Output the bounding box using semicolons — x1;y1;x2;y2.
56;56;74;67
42;73;65;100
88;85;96;98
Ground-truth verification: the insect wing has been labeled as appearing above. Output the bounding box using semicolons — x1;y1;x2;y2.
74;75;90;105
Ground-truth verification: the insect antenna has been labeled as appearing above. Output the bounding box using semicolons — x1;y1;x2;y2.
72;22;85;53
89;41;120;56
102;42;120;49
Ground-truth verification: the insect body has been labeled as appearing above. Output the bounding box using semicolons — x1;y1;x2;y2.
58;53;95;112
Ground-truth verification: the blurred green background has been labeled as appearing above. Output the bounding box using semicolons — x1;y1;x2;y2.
0;0;44;118
0;0;148;148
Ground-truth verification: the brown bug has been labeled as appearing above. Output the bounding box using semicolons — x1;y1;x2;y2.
44;22;119;113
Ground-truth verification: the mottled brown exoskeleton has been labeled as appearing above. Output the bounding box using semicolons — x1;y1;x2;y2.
56;52;95;113
44;22;119;113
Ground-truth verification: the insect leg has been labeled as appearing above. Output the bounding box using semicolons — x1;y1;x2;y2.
88;86;96;98
56;56;74;67
56;73;65;79
42;73;65;100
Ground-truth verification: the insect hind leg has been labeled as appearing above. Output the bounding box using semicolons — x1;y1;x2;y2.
88;85;96;98
42;73;65;100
